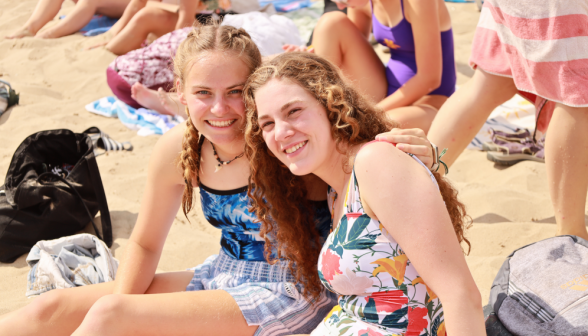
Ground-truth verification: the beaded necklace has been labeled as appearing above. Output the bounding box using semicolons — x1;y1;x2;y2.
210;141;244;172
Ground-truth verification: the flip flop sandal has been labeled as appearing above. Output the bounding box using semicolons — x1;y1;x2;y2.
0;79;19;116
83;127;133;156
486;148;545;166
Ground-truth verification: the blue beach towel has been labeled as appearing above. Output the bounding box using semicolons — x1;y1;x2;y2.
59;14;118;36
85;97;184;136
258;0;313;12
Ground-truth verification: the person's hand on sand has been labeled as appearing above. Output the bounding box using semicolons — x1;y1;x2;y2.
375;128;434;168
282;44;315;53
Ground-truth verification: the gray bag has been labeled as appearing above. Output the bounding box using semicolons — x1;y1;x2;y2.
486;235;588;335
0;79;19;115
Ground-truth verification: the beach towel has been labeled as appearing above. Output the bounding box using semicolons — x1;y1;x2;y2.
221;12;304;55
26;234;118;297
258;0;314;12
485;235;588;335
59;14;118;36
85;97;184;136
471;0;588;109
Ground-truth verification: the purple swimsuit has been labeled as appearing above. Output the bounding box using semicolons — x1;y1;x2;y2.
371;0;456;97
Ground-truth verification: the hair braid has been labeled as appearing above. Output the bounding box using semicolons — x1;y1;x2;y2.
180;116;202;216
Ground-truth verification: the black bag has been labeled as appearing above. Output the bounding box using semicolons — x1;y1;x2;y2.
0;129;113;263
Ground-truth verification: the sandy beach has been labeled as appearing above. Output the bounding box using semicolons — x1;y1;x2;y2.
0;0;571;316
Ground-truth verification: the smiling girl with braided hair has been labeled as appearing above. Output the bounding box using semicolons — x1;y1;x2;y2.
0;23;437;336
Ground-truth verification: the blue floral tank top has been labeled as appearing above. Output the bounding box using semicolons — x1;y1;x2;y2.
199;184;331;261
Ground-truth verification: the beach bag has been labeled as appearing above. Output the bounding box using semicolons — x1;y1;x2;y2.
0;79;19;116
0;129;113;263
485;235;588;336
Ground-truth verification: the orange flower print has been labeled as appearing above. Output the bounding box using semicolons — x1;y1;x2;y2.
371;254;408;285
321;249;341;281
406;307;429;336
411;276;438;302
384;38;401;50
437;321;447;336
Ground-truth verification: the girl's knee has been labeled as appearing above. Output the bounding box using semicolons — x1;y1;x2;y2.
25;289;67;323
87;294;127;321
314;11;351;35
76;295;128;335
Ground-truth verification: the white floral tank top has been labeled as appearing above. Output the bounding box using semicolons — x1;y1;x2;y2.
312;148;446;336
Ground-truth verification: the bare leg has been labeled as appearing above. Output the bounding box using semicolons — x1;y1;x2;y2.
0;271;193;336
6;0;66;38
131;82;182;116
108;0;149;37
311;11;387;103
386;95;447;133
30;0;131;39
35;0;100;38
106;6;177;55
71;291;257;336
427;69;518;169
545;104;588;240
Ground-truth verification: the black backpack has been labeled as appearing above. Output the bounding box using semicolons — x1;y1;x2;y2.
0;129;113;263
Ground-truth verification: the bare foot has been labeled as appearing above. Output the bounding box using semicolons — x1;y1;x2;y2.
131;82;173;115
5;27;34;39
35;27;61;39
157;88;185;117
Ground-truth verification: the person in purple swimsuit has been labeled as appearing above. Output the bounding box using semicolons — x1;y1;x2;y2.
285;0;455;133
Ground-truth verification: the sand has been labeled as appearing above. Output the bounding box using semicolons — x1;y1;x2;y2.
0;0;570;317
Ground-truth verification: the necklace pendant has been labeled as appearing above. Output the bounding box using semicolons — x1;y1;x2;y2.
214;164;222;173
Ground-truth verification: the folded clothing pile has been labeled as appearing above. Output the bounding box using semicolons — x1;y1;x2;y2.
26;233;118;297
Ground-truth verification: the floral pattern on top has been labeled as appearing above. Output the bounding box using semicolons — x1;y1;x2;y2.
311;152;445;336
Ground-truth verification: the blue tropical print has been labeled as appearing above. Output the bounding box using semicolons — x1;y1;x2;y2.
199;184;331;261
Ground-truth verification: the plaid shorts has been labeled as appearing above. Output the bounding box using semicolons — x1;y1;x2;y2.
186;250;337;336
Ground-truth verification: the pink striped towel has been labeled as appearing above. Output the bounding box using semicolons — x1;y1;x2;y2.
470;0;588;131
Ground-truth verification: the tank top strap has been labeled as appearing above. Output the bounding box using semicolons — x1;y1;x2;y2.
344;140;440;213
400;0;405;17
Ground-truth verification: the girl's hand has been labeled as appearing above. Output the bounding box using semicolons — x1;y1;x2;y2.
282;44;315;53
375;128;434;169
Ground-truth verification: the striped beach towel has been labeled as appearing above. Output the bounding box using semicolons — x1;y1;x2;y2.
470;0;588;132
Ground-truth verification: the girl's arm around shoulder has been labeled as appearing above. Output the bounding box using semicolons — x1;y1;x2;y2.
354;142;485;336
113;123;188;294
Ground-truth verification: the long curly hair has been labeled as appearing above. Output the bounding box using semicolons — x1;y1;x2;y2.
175;22;261;217
243;52;471;300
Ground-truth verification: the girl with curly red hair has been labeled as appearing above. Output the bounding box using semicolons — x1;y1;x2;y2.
244;52;485;336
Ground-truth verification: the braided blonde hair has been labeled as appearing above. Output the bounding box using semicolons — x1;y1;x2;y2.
175;22;262;217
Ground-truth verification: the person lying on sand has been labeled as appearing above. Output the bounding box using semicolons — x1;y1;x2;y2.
6;0;131;39
0;23;437;336
427;0;588;241
244;52;485;336
284;0;456;133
